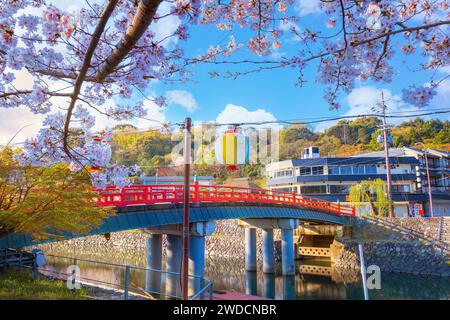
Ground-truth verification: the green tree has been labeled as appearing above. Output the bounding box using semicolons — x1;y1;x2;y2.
0;148;113;240
281;124;318;144
348;179;392;217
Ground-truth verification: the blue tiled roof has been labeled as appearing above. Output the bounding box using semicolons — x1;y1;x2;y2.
291;156;419;166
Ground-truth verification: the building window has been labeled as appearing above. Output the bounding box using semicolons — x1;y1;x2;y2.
329;185;350;194
301;185;327;194
300;167;312;175
328;165;377;175
340;166;352;175
392;184;411;193
275;170;293;178
363;165;377;174
273;187;296;193
328;166;340;175
353;166;365;174
312;166;324;175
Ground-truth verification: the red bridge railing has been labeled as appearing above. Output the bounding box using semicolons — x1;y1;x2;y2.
96;183;355;216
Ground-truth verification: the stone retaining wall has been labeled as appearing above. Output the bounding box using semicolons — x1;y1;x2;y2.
37;220;283;262
348;217;442;241
331;239;450;277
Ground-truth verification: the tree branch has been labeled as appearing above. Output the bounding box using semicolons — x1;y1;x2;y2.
93;0;163;82
63;0;119;157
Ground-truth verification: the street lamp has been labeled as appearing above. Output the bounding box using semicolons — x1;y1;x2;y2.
414;142;434;217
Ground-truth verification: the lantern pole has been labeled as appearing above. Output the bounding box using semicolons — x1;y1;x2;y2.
181;117;191;300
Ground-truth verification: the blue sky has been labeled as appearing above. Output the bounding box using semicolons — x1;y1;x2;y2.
1;0;449;145
148;0;450;131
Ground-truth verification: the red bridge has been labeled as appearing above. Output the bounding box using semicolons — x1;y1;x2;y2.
96;183;355;216
1;183;355;250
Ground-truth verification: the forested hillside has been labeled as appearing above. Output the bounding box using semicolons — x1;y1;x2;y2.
112;118;450;183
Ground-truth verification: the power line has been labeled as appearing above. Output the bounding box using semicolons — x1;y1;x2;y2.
205;108;450;127
4;108;450;146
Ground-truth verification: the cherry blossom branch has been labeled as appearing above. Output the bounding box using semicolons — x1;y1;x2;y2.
210;19;450;78
63;0;119;157
93;0;163;81
373;35;390;78
0;91;72;99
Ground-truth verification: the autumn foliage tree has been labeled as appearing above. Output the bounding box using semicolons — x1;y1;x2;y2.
0;148;113;240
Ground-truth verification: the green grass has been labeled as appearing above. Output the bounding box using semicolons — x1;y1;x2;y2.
0;268;91;300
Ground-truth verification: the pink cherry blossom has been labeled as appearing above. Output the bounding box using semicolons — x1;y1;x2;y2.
0;0;448;187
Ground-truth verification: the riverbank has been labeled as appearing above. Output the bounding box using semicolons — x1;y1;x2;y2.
0;268;90;300
0;267;148;300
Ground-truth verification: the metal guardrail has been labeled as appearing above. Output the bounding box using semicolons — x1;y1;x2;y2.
11;253;214;300
0;248;34;267
95;183;356;216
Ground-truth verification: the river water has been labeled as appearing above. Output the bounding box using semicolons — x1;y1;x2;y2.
37;247;450;300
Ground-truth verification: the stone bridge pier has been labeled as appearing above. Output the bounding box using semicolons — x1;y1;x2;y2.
240;218;300;276
143;221;216;298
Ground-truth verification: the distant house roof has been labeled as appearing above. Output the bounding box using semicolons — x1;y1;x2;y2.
350;148;406;158
350;146;450;159
428;148;450;158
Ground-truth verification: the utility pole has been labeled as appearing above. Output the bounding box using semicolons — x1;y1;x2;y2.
423;149;434;217
380;91;394;217
415;142;434;217
181;117;191;300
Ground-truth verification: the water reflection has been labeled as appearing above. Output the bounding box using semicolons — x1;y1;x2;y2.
263;274;275;299
282;276;296;300
245;272;257;296
37;247;450;300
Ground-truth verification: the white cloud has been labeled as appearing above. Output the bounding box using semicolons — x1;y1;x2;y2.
166;90;198;113
92;98;166;131
295;0;322;16
134;100;166;128
314;86;416;132
216;103;279;129
279;20;300;33
0;107;44;146
270;49;287;59
151;2;181;48
278;20;301;43
439;65;450;74
433;78;450;110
